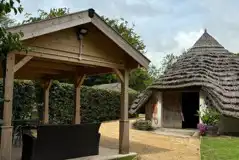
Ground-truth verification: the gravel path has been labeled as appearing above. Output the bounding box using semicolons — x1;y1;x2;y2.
99;120;200;160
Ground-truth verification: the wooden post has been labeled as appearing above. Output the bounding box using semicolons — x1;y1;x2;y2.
119;69;130;154
0;53;15;160
73;75;85;124
42;80;52;124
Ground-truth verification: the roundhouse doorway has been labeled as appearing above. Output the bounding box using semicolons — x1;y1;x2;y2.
181;92;199;128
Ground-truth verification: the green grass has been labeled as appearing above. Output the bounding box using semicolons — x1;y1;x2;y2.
201;136;239;160
111;155;137;160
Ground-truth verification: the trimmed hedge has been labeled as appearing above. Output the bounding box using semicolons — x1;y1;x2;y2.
47;81;137;124
0;80;137;124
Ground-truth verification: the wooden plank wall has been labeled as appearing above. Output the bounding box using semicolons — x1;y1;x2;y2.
162;92;182;128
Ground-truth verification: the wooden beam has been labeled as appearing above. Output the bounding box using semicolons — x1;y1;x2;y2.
0;53;15;160
42;79;52;124
119;69;130;154
113;68;124;83
14;55;33;73
73;75;86;124
27;60;77;71
18;67;63;75
15;50;125;69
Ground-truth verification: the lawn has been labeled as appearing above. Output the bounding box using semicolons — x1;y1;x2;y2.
111;155;137;160
201;136;239;160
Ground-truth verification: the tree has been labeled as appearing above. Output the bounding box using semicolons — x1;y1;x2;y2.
102;17;146;54
160;53;178;74
0;0;24;59
0;0;25;119
129;68;153;91
22;8;69;24
0;14;16;27
148;64;161;81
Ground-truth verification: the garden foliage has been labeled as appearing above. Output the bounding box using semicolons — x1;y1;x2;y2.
0;80;137;124
132;119;155;131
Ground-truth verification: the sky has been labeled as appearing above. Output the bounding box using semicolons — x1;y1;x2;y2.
11;0;239;67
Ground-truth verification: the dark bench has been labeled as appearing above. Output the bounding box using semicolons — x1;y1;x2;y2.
21;123;101;160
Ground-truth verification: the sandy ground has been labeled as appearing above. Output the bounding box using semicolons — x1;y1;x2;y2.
99;120;200;160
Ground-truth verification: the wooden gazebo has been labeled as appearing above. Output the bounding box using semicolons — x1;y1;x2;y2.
0;9;150;159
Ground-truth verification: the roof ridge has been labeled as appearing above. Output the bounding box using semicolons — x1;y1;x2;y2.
191;29;224;49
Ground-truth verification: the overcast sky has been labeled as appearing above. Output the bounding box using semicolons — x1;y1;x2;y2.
11;0;239;66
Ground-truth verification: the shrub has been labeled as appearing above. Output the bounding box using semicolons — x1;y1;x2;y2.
197;107;220;126
132;119;155;131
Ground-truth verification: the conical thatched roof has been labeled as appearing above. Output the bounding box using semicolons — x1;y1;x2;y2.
129;30;239;118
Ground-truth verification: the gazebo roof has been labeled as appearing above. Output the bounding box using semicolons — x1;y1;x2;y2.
6;8;150;80
129;30;239;118
0;9;148;158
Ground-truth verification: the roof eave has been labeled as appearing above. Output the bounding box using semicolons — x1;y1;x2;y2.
7;10;91;41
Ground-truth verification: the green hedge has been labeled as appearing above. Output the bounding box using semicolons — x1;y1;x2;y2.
0;80;36;121
0;80;138;124
47;81;137;124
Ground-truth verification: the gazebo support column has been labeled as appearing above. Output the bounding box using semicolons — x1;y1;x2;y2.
42;80;52;124
73;75;85;124
0;53;15;160
118;69;130;154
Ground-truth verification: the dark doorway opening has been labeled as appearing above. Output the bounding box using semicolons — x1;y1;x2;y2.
181;92;199;129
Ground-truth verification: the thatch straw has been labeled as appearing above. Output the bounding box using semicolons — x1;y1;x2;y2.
129;30;239;118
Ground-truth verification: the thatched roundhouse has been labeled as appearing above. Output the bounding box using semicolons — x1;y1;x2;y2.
129;30;239;134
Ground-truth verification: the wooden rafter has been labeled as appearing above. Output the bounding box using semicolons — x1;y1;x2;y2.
14;55;33;73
